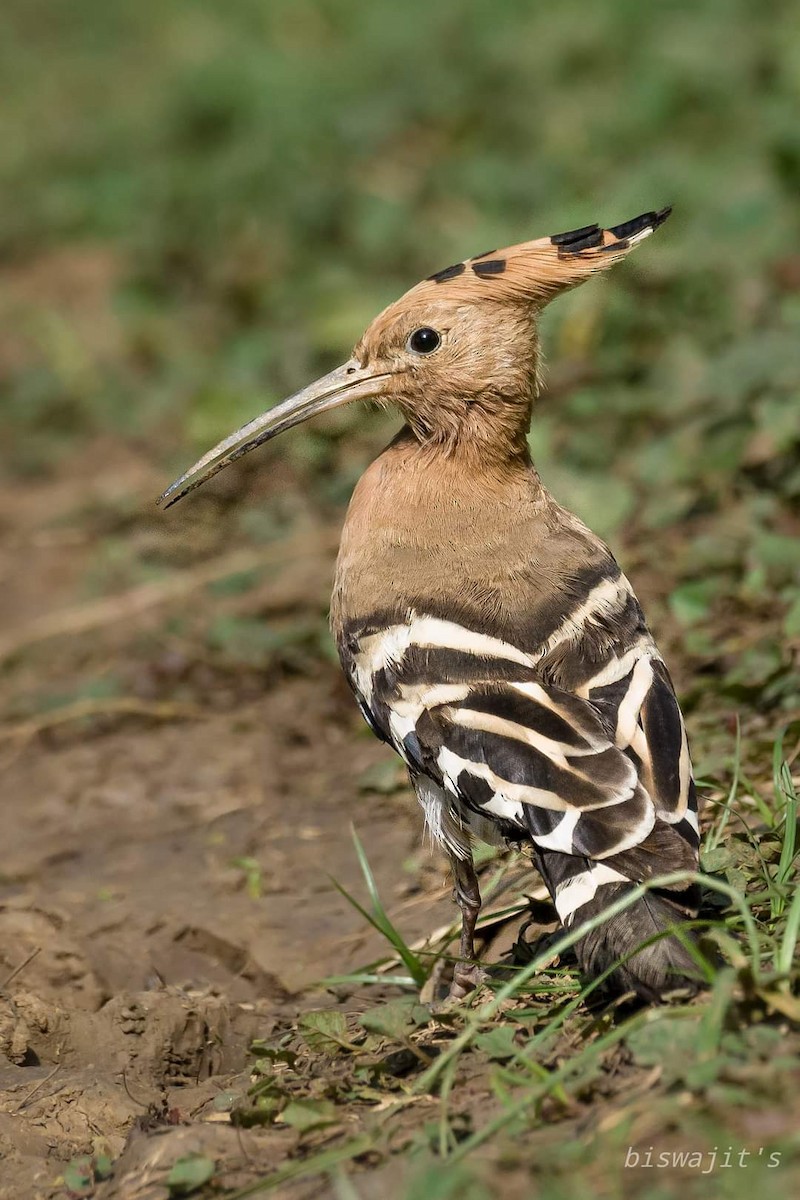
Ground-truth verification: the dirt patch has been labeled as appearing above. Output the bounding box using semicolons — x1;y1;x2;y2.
0;692;458;1197
0;450;463;1198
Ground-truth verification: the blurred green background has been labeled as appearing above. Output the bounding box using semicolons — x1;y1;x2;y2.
2;0;799;764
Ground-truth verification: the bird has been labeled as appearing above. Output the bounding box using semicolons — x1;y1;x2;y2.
159;206;702;1001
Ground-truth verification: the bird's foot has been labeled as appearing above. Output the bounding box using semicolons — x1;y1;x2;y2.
448;961;489;1002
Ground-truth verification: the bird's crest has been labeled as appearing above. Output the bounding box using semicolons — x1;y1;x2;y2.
406;207;672;308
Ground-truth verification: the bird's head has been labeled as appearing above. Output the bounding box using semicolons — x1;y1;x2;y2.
158;207;670;506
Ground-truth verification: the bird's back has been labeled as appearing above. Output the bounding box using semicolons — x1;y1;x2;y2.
332;426;701;995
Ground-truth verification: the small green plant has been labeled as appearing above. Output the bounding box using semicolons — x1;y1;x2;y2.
328;826;430;989
167;1155;216;1196
231;855;264;900
771;737;799;919
61;1154;113;1198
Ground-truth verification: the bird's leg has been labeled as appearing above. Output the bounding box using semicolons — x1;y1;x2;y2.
449;853;487;1000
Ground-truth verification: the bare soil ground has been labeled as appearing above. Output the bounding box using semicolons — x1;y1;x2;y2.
0;451;469;1199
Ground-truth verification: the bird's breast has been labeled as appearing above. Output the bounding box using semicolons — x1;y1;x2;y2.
328;432;655;708
331;437;548;640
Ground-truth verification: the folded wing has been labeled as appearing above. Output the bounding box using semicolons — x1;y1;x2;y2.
345;613;699;874
403;678;656;861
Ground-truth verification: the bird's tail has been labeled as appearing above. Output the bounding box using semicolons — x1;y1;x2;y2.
535;822;701;1000
567;881;701;1000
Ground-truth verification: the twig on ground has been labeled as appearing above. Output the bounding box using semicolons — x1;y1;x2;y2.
14;1064;61;1113
0;946;41;991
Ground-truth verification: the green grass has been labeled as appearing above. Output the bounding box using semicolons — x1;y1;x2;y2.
329;826;430;989
225;786;800;1197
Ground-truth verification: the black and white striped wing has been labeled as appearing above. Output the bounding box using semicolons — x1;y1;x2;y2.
344;613;698;868
403;679;653;860
583;654;696;839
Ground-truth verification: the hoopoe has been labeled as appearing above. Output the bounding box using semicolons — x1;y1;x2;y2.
159;207;701;1001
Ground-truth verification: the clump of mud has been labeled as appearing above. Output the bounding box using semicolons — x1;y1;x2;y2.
0;904;280;1194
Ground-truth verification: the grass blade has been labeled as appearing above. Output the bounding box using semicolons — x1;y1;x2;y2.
328;826;428;988
705;716;741;852
772;737;798;919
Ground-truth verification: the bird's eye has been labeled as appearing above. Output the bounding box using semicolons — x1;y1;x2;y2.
407;327;441;355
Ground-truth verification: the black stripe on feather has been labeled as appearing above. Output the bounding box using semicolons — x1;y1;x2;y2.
428;262;466;283
672;815;700;850
588;667;635;728
638;660;685;813
459;687;592;750
608;206;672;240
524;805;569;840
373;649;539;693
435;721;635;812
453;771;526;841
567;786;653;859
550;223;601;246
566;557;622;595
472;258;506;276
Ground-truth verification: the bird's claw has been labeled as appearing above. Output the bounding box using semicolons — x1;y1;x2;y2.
448;962;489;1002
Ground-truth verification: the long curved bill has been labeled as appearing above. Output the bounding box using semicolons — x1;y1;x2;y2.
157;358;389;508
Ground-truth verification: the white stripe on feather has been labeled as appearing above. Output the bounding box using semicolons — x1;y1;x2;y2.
532;809;579;853
510;681;609;752
355;584;643;711
615;656;655;747
445;706;574;763
352;614;536;705
435;745;635;815
398;683;472;709
542;575;631;654
351;625;414;706
554;863;629;924
628;224;656;247
589;800;656;860
441;705;638;809
682;807;700;836
677;723;692;819
357;614;534;672
406;616;536;665
388;683;471;756
576;640;653;696
629;725;652;775
437;747;526;822
388;709;417;756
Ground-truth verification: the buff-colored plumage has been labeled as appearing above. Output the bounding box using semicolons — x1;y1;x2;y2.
160;206;702;1001
395;208;669;309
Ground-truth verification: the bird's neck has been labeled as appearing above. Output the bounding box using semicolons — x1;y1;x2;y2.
399;388;536;473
